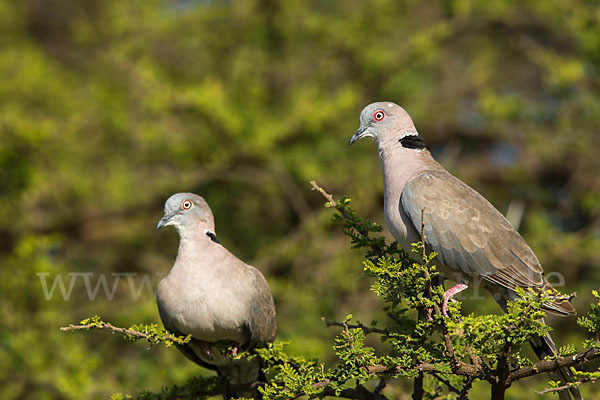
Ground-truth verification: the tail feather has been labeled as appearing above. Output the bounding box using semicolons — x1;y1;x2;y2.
529;332;583;400
540;279;577;317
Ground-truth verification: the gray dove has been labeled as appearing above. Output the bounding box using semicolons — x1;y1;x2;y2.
155;192;276;388
349;101;580;399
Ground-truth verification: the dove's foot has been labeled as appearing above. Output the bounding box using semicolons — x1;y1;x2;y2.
198;341;215;361
442;283;468;317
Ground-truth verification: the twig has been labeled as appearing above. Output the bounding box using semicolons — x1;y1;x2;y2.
310;180;372;239
465;342;482;370
367;361;479;377
341;321;371;373
535;377;593;395
322;317;386;334
60;321;189;345
509;348;600;381
61;321;149;337
343;322;355;350
312;379;331;390
432;372;461;394
458;376;475;400
310;180;338;207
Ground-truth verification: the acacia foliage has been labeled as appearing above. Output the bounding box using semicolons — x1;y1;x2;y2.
70;192;600;399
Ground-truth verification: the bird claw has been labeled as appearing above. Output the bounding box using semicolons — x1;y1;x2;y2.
228;346;239;359
223;345;239;360
442;283;468;317
199;341;215;361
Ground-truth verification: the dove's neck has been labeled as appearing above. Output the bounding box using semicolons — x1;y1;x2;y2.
377;137;442;192
173;228;219;272
377;136;444;247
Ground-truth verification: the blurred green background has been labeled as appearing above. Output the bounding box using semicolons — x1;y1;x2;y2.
1;0;599;398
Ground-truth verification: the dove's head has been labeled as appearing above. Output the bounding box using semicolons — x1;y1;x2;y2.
349;102;425;150
156;193;216;235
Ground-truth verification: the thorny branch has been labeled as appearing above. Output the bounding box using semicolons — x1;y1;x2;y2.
322;317;387;335
310;180;388;258
509;348;599;381
535;377;595;395
60;321;190;345
432;372;461;394
343;322;355;350
364;349;600;384
310;179;362;233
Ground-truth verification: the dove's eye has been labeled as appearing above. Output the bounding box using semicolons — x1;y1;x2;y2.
181;200;193;210
373;110;385;122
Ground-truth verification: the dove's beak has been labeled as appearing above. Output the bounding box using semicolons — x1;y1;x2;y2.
155;215;173;231
349;126;368;145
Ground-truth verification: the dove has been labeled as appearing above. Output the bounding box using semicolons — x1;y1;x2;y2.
156;193;276;392
349;101;580;399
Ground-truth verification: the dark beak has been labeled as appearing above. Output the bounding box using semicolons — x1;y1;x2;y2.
349;126;367;145
155;215;172;231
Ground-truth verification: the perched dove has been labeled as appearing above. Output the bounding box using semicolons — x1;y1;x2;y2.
155;193;276;388
349;102;580;399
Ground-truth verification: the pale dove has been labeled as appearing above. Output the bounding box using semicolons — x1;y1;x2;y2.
156;193;276;390
349;102;580;399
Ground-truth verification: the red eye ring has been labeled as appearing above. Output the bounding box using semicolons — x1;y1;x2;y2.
181;199;193;210
373;110;386;122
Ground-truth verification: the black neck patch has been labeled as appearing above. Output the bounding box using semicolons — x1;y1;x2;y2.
399;134;426;149
206;231;219;243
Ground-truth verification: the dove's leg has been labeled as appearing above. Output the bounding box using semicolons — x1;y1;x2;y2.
442;283;468;317
226;346;238;358
198;341;215;361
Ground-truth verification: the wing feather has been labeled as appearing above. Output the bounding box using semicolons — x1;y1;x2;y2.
247;268;277;347
400;170;544;290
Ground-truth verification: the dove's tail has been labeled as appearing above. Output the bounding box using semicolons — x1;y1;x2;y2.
529;331;583;400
